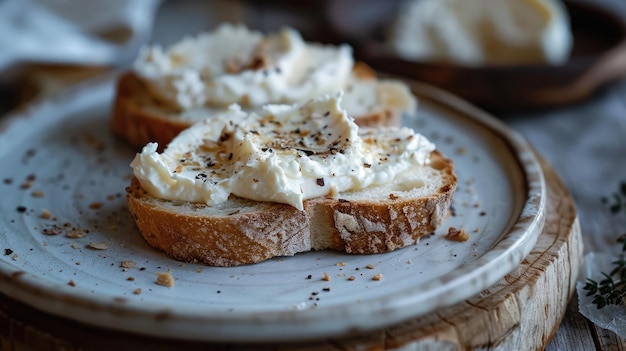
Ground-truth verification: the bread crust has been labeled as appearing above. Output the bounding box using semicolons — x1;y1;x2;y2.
111;73;191;150
126;151;456;266
111;67;410;150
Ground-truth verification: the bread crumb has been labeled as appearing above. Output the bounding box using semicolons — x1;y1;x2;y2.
41;225;62;236
456;147;467;155
446;227;470;242
372;273;383;281
133;288;142;295
347;276;356;281
75;261;80;266
156;272;174;287
31;191;45;198
40;208;51;220
120;260;137;269
68;280;76;287
87;242;109;250
11;254;18;261
336;262;347;267
473;227;480;233
322;272;331;281
366;264;375;270
71;243;79;249
127;276;135;281
66;228;88;238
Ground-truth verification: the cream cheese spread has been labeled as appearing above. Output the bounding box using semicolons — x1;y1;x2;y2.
131;94;435;211
166;68;417;123
134;23;353;110
390;0;573;66
342;73;417;118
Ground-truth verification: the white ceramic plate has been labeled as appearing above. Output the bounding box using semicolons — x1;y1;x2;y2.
0;76;545;342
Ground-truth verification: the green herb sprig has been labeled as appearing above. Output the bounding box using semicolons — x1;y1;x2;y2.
583;235;626;309
584;182;626;309
601;181;626;214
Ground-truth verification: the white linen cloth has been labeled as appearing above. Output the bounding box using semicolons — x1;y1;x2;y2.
0;0;161;72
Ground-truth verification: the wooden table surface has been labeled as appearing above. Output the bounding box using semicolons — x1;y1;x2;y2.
0;63;624;350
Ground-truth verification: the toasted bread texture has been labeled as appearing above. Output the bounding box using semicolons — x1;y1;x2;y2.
111;65;415;150
111;72;191;151
126;150;456;266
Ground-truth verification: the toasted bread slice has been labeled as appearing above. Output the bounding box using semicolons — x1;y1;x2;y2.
126;150;455;267
111;64;416;150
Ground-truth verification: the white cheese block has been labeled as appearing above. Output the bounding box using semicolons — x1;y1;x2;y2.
390;0;573;66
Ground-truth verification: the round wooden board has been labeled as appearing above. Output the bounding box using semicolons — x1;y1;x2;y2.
0;151;582;351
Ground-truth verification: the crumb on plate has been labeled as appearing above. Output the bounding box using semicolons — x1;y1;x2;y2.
87;242;109;250
40;208;51;220
322;272;331;281
66;228;88;238
446;227;470;242
120;260;137;269
156;272;174;287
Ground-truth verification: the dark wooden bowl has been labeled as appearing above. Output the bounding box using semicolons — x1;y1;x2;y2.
356;1;626;113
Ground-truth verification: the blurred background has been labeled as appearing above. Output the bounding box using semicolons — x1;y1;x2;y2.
2;0;625;114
